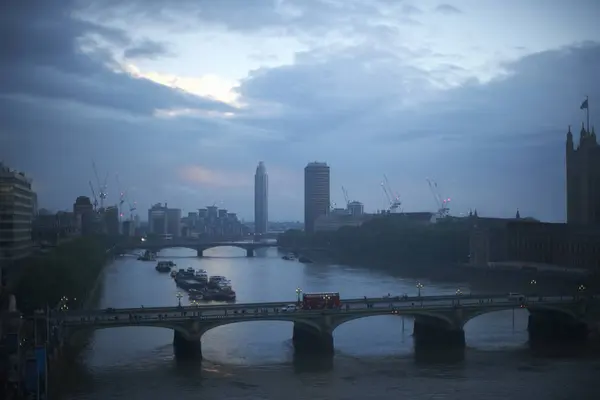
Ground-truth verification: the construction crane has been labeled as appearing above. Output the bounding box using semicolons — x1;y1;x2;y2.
92;161;109;210
88;181;98;211
115;174;126;221
126;195;137;220
426;178;451;218
380;175;401;212
341;186;350;207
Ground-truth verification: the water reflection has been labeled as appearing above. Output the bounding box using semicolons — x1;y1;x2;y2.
61;246;599;399
293;353;334;373
413;346;466;365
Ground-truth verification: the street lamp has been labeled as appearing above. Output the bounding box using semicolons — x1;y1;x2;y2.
296;287;302;305
176;292;183;307
530;279;537;295
456;289;462;296
416;282;424;297
578;284;586;293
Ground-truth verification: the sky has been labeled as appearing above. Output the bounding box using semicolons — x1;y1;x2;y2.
1;0;599;222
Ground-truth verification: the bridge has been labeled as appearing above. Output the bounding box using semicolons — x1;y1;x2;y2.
117;239;277;257
43;293;599;359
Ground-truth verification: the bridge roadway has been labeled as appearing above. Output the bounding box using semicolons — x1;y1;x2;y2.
52;293;583;322
45;292;598;358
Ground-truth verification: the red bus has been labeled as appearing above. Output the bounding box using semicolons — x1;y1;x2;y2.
302;292;341;310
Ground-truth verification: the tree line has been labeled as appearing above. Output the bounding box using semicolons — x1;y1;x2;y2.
278;215;472;265
11;235;116;314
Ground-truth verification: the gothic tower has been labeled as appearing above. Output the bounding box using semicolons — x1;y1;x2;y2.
566;124;600;225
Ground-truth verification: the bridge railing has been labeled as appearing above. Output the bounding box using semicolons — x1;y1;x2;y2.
48;293;586;318
57;297;587;326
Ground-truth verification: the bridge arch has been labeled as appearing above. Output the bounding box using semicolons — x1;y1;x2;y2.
330;310;456;332
65;321;195;341
461;304;579;329
197;316;323;337
195;317;324;364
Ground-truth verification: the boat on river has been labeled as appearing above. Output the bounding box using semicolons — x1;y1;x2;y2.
138;250;156;261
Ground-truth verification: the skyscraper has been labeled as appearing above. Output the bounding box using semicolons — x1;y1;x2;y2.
304;162;330;233
254;161;268;234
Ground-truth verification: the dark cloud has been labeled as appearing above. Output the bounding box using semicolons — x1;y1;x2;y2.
81;0;415;36
123;39;173;60
0;0;232;116
435;4;462;15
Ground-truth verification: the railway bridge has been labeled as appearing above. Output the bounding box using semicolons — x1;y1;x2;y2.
43;293;599;359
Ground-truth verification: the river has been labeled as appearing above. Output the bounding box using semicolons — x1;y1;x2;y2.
61;246;599;400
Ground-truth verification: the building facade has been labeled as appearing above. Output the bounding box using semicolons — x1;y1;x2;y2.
566;124;600;225
254;161;268;234
104;206;120;236
304;162;330;233
0;163;35;261
148;203;168;235
469;218;600;273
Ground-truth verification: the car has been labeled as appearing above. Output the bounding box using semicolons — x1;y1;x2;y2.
281;304;298;312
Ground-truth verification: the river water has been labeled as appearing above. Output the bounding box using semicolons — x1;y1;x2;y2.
62;246;599;400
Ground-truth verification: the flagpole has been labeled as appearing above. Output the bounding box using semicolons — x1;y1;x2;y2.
586;95;590;133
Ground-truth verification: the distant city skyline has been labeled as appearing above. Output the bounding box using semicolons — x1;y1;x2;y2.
3;1;599;222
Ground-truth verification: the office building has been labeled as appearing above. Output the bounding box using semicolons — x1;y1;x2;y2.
347;201;364;216
166;207;182;237
254;161;268;234
304;162;330;233
104;206;120;236
73;196;96;235
566;124;600;224
148;203;168;234
0;163;35;261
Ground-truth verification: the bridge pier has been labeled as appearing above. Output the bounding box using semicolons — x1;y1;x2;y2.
528;314;588;343
413;318;465;349
173;331;202;359
292;322;334;355
197;248;204;257
246;248;254;257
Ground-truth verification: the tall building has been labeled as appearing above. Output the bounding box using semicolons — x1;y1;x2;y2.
148;203;168;234
0;163;35;261
104;206;120;236
254;161;268;234
304;162;330;233
566;124;600;225
166;207;182;237
73;196;95;235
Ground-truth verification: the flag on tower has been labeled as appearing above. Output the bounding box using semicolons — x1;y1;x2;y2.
580;98;589;110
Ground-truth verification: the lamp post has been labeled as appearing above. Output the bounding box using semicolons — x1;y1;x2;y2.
296;287;302;305
577;284;586;299
455;289;462;306
416;282;424;297
530;279;537;297
176;292;183;307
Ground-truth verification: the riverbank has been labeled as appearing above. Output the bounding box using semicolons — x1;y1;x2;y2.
284;246;596;294
7;236;115;399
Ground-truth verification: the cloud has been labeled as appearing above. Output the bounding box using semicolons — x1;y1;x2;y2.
178;165;251;188
3;0;599;222
123;39;173;60
0;0;233;116
435;4;462;15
